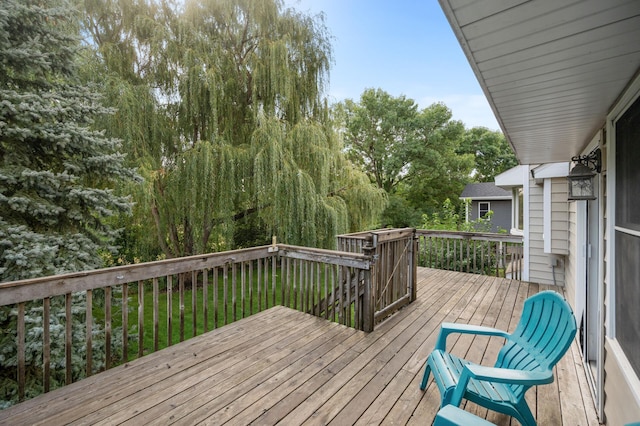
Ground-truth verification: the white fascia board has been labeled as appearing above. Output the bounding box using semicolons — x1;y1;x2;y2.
495;165;529;188
458;196;511;201
532;162;570;180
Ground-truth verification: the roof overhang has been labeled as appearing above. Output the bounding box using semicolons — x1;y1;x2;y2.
439;0;640;165
459;196;512;201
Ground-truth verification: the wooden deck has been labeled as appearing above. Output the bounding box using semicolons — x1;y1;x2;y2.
0;268;598;425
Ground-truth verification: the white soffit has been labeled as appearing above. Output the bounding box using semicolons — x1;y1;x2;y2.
439;0;640;165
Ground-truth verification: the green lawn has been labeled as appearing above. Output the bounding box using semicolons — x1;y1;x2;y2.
121;267;286;358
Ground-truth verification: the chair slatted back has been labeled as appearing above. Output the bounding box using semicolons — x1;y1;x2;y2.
495;291;577;400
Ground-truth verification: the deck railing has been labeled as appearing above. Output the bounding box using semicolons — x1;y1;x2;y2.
0;228;522;408
415;230;523;279
0;243;372;407
337;228;417;326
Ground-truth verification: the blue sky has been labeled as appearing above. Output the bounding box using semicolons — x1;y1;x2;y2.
285;0;500;130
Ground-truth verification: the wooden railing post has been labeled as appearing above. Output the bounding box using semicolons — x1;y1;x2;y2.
410;232;418;302
362;240;377;332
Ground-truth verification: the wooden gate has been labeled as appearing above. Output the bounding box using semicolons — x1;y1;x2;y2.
337;228;417;327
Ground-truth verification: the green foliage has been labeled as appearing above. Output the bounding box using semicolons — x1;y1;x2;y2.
380;193;422;228
420;198;461;230
337;88;422;192
81;0;386;258
0;291;126;409
337;89;474;217
0;0;136;281
420;198;496;233
458;127;518;182
0;0;134;408
419;199;503;275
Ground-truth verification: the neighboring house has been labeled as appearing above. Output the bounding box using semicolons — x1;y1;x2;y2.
495;163;570;288
439;1;640;424
459;182;511;232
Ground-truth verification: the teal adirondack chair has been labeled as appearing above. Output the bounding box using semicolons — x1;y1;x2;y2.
420;290;577;426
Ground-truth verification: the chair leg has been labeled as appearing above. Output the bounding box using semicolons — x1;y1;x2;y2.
514;399;537;426
420;361;431;390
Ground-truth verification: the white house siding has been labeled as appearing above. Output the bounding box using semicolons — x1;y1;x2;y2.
528;177;566;286
550;178;569;254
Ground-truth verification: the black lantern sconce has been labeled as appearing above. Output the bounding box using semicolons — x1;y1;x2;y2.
567;148;601;200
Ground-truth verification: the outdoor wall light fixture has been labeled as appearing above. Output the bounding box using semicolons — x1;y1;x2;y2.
567;148;601;200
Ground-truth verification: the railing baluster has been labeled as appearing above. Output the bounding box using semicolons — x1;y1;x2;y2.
257;259;262;312
192;271;197;337
495;242;500;277
274;255;279;308
240;262;246;319
315;262;321;317
17;302;25;401
473;241;477;273
338;265;344;325
153;277;159;351
65;293;72;384
138;281;144;358
304;260;309;313
293;259;298;310
86;290;93;376
324;264;329;320
179;274;185;341
122;283;128;363
212;268;218;330
167;275;173;345
223;264;228;326
203;269;209;332
232;263;237;322
249;261;254;316
347;265;352;326
281;256;287;308
105;286;112;370
43;297;50;393
466;240;470;273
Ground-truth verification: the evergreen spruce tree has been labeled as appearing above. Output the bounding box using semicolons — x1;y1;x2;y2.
0;0;136;282
0;0;135;406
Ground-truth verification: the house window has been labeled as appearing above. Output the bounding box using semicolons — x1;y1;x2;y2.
615;94;640;377
513;187;524;232
479;202;490;218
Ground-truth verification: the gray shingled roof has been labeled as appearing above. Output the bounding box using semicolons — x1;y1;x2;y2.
460;182;511;199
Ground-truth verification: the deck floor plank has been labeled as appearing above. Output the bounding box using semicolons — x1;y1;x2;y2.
0;268;600;426
75;307;323;425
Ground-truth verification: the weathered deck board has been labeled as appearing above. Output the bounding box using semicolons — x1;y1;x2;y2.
0;268;599;425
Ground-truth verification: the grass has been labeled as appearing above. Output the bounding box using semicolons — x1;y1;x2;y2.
116;268;285;358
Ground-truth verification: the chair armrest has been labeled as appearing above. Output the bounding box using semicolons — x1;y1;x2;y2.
448;364;554;406
435;322;511;350
464;364;554;386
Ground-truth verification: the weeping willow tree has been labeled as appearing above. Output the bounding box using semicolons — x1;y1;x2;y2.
81;0;385;258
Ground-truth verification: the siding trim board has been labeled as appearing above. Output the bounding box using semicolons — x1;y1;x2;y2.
544;179;552;253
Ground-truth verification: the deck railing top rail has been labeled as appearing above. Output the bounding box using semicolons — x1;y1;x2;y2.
0;244;376;306
0;245;277;306
416;229;523;244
